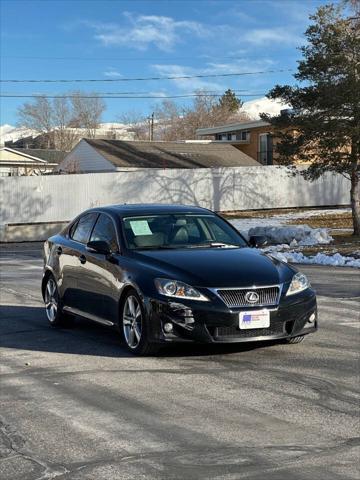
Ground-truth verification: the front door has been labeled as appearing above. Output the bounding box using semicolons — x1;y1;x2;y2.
80;213;121;324
61;212;99;312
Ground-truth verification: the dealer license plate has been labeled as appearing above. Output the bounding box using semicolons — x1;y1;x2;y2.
239;310;270;330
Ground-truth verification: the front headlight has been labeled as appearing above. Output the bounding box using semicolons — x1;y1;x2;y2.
154;278;209;301
286;272;310;296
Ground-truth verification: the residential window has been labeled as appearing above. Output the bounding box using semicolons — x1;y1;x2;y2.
258;133;273;165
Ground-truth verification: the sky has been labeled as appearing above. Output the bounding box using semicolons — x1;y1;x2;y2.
0;0;338;127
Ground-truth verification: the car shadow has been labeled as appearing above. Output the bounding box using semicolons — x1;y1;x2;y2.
0;304;274;358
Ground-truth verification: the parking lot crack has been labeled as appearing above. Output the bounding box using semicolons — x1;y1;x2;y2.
0;415;70;480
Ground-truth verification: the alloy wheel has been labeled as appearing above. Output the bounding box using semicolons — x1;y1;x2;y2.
44;277;58;322
123;295;142;349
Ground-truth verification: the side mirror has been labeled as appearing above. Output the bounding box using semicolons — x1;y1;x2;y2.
249;235;268;248
86;240;111;255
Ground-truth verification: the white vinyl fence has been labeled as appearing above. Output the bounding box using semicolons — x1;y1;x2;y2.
0;166;350;241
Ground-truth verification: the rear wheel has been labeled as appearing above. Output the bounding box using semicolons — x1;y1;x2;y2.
121;289;159;355
285;335;305;344
44;275;72;327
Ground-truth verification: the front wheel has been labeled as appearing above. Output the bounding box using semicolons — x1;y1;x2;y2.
44;275;72;327
120;289;158;355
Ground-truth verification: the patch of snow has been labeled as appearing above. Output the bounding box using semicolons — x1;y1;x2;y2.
247;225;333;246
229;209;359;268
265;249;360;268
230;208;350;237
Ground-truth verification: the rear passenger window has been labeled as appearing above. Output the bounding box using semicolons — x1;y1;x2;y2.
71;213;98;244
90;214;118;252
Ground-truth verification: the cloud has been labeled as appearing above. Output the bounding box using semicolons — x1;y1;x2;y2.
242;28;302;46
103;68;123;78
83;13;207;51
151;64;224;92
151;57;277;93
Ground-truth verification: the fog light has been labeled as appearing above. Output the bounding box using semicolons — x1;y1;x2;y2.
308;313;316;323
163;322;173;333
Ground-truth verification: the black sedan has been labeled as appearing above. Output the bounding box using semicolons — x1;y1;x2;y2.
42;204;317;355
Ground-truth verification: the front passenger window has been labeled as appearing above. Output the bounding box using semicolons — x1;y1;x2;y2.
90;214;118;252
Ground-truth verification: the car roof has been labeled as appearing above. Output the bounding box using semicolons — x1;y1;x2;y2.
88;203;214;217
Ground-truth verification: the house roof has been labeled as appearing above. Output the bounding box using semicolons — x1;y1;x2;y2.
83;139;259;168
196;120;270;136
12;148;67;164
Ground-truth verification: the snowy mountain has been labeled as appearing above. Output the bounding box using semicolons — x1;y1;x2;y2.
0;122;135;146
242;97;290;119
0;124;39;145
0;98;289;146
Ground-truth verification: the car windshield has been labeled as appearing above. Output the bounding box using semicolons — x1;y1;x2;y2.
122;213;247;250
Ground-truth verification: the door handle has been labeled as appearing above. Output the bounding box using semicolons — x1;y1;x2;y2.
56;246;62;255
79;254;87;264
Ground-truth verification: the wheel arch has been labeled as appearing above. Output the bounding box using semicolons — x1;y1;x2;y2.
118;283;143;309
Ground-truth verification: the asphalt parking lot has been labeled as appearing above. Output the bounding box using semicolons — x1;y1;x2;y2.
0;243;359;480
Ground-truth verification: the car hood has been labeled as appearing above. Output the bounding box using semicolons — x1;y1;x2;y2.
132;247;295;288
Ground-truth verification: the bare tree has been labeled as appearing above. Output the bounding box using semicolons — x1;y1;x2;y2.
17;91;107;150
52;98;79;151
118;111;149;140
17;96;53;147
152;90;250;141
70;92;106;138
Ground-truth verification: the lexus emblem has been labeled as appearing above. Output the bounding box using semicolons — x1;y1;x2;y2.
245;291;259;304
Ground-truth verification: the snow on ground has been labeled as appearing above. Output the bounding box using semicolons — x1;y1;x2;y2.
264;247;360;268
230;208;350;237
229;208;359;268
248;225;333;246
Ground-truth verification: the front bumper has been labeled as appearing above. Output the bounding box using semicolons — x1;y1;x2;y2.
145;287;317;344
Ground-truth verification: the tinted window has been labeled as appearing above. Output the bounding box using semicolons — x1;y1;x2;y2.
90;214;118;252
71;213;98;244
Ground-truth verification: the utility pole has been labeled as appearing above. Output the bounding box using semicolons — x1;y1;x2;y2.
148;112;154;141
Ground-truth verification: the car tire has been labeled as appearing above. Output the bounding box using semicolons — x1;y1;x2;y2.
286;335;305;344
44;274;73;327
120;289;159;356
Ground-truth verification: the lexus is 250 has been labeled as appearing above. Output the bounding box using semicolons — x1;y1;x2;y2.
42;204;317;355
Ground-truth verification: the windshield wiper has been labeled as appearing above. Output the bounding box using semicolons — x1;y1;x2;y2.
134;245;178;250
206;242;241;248
135;242;242;250
181;242;242;249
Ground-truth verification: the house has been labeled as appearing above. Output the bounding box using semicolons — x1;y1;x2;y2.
0;147;67;176
57;138;259;173
196;119;274;165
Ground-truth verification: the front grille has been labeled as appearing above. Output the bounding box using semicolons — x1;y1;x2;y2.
217;286;280;308
215;319;285;339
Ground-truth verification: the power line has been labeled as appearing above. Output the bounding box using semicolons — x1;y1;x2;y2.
0;93;267;99
1;55;251;62
0;69;293;83
0;89;264;96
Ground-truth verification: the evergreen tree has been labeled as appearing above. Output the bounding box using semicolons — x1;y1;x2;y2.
218;89;243;113
262;4;360;234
